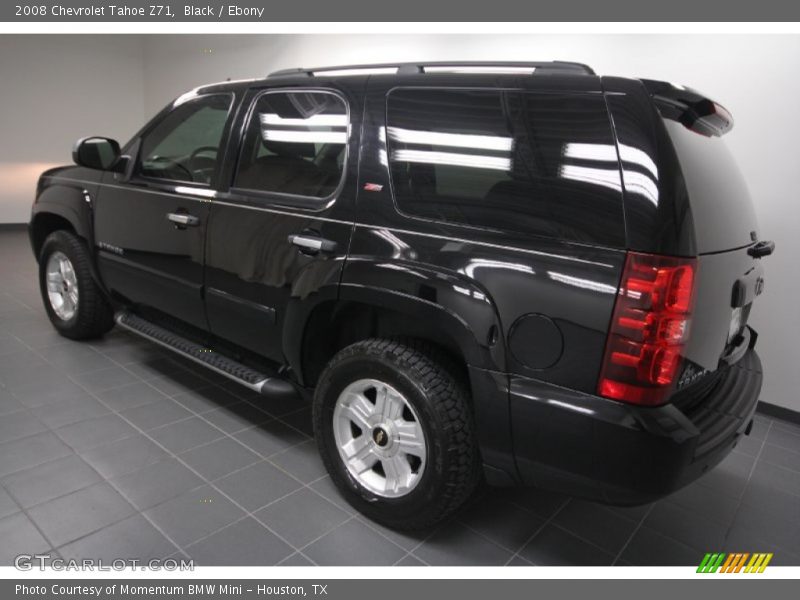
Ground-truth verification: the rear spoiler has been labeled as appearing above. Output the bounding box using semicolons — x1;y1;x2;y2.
641;79;733;137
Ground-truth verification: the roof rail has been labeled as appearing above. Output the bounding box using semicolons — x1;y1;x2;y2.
268;61;595;78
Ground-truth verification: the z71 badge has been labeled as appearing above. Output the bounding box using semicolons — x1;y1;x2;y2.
97;242;123;256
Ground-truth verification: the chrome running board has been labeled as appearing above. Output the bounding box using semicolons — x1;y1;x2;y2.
115;311;295;398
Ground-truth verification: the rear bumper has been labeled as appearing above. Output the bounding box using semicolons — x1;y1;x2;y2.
506;342;762;504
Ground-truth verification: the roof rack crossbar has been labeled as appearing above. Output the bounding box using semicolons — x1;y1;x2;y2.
268;61;595;78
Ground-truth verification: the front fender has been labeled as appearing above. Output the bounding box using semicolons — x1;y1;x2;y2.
31;198;90;242
29;168;107;293
31;166;101;251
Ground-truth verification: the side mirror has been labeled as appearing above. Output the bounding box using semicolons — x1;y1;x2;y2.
72;136;121;170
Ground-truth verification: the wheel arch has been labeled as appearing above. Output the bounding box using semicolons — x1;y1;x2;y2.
285;276;517;489
30;210;78;258
30;184;94;258
286;283;504;389
31;191;108;298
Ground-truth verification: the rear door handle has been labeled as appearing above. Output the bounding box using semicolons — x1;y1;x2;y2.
748;240;775;258
287;234;338;255
167;212;200;228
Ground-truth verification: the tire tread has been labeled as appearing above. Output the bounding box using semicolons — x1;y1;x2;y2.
314;337;480;529
39;230;114;339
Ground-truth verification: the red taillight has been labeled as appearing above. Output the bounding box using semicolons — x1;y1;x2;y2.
597;252;697;406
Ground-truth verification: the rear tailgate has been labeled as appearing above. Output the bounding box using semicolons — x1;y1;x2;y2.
686;246;763;380
656;100;770;386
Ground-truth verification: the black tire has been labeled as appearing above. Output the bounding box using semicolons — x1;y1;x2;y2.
313;338;481;530
38;230;114;340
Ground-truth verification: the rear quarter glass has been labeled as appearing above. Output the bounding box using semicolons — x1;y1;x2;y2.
385;87;626;248
663;119;759;254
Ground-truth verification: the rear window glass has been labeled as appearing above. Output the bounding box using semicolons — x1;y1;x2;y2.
663;119;758;253
386;88;625;246
235;91;348;200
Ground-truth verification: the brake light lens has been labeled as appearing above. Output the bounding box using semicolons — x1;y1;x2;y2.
598;252;697;406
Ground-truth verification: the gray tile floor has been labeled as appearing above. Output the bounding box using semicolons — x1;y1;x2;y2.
1;229;800;566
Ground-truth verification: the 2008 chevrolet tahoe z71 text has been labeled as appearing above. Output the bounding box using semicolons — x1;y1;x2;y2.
29;61;773;529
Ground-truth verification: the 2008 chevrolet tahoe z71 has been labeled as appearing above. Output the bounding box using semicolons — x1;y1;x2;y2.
29;61;773;529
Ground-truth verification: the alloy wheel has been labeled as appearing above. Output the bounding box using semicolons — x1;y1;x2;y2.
45;251;79;321
332;378;427;498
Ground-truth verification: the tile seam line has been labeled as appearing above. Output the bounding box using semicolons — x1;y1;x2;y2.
23;329;412;565
502;496;571;566
722;420;773;548
9;335;198;562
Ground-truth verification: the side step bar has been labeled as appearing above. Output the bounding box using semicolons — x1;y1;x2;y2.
115;312;296;398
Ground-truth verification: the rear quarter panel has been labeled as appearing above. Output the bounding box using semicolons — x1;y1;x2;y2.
350;75;627;390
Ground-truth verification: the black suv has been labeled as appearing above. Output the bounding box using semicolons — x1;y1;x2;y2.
29;61;772;529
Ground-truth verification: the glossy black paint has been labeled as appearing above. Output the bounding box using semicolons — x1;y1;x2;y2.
31;165;103;252
510;343;762;503
662;116;760;254
91;91;240;330
204;81;365;364
602;76;697;257
29;66;767;504
349;73;625;386
340;74;633;476
602;76;768;397
94;182;210;329
688;247;766;371
73;137;121;171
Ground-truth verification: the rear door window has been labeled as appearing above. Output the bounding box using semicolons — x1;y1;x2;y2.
386;88;625;247
234;90;348;201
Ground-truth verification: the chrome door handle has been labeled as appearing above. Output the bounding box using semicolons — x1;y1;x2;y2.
167;212;200;227
287;234;338;255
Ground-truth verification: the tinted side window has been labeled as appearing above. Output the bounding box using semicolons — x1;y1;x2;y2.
234;91;348;199
386;89;625;246
139;94;232;185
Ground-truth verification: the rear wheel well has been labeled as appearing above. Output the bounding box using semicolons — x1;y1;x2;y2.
301;301;470;389
31;213;76;259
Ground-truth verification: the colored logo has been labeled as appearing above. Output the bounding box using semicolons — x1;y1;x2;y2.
697;553;773;573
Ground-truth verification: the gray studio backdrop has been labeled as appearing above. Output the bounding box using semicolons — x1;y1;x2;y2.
0;34;796;415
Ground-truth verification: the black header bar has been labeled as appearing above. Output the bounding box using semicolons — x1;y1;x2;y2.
3;0;800;22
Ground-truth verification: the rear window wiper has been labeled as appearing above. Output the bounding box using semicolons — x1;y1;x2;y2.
748;240;775;258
